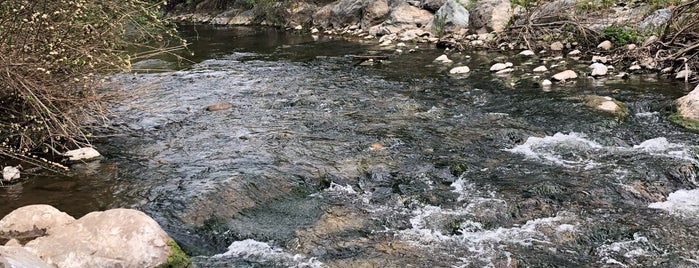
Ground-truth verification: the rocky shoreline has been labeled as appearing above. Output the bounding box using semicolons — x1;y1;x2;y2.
170;0;699;128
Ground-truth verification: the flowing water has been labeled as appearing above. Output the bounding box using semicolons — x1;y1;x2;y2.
3;25;699;267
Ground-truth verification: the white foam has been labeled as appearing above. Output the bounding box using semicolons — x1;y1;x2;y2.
648;189;699;216
506;132;603;168
214;239;323;268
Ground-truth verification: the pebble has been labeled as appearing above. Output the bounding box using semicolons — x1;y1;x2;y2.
519;50;535;56
597;40;612;50
2;166;20;182
552;70;578;81
434;54;453;63
449;66;471;74
490;62;513;71
533;66;548;72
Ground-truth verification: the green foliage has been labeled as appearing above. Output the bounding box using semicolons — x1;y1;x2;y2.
669;113;699;132
0;0;183;169
433;12;447;37
602;25;641;45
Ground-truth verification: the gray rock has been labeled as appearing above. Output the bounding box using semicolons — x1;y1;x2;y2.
421;0;447;12
0;246;53;268
470;0;513;33
643;35;659;47
363;0;389;28
639;8;672;31
429;0;470;33
592;55;608;63
542;79;553;87
313;0;364;28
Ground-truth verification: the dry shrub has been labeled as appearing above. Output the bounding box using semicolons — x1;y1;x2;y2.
0;0;185;171
656;0;699;73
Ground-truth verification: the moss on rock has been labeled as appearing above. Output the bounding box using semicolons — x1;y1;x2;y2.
669;113;699;132
157;240;192;268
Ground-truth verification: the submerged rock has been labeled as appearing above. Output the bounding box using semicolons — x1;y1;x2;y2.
579;95;628;117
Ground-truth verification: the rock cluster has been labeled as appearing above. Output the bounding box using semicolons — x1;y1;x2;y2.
0;205;190;268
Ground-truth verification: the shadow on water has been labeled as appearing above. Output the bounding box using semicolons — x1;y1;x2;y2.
3;24;699;266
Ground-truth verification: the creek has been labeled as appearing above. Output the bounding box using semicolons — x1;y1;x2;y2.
3;25;699;267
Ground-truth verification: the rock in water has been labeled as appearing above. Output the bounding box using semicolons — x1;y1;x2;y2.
533;66;548;72
2;166;20;182
590;63;608;77
676;69;693;80
449;66;470;74
519;50;535;56
206;102;232;111
63;147;101;161
0;205;75;234
490;62;513;71
434;54;453;63
552;70;577;81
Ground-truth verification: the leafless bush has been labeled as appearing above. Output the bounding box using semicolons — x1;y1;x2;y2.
0;0;185;171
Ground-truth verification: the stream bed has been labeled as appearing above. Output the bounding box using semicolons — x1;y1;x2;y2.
3;25;699;267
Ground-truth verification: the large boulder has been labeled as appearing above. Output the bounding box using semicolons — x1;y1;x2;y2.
313;0;364;28
362;0;390;28
469;0;514;33
0;204;75;235
638;8;672;32
428;0;470;34
0;205;189;268
676;84;699;124
0;246;53;268
390;2;434;26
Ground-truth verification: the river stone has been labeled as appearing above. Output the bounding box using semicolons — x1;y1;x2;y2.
490;62;513;71
449;66;470;74
0;246;53;268
552;70;577;81
676;69;693;80
470;0;514;33
25;208;176;268
2;166;20;182
676;84;699;121
581;95;627;116
568;49;581;55
206;102;233;111
0;204;75;235
428;0;470;34
542;79;552;87
592;55;607;63
434;54;452;63
533;66;548;72
597;40;612;50
590;63;608;77
495;68;513;74
63;147;101;161
519;50;535;56
422;0;446;12
550;41;564;51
